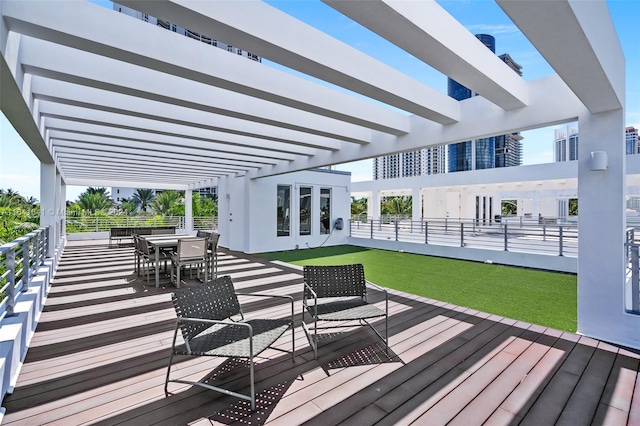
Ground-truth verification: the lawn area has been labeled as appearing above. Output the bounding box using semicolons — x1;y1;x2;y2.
258;245;577;332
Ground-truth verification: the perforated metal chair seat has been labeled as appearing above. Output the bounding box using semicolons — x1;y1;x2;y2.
307;299;386;321
174;318;291;358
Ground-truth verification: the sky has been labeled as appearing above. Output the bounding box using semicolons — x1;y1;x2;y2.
1;0;638;201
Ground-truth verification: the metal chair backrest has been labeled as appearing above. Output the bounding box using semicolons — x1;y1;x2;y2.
171;275;241;341
303;264;367;299
176;237;207;261
138;236;152;256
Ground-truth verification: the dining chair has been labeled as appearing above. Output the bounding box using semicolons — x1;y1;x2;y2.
170;237;208;288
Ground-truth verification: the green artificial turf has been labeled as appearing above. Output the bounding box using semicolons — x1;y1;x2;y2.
258;245;577;332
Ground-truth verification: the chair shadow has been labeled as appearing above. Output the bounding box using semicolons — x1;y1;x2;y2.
324;340;402;370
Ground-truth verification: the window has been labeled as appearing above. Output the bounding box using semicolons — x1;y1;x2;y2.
277;186;290;237
300;187;312;236
320;188;331;234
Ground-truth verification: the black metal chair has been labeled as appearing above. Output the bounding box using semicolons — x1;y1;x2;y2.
165;276;295;410
302;264;388;359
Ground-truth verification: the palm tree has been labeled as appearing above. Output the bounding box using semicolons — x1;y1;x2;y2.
381;196;412;216
76;191;113;214
150;190;182;215
120;200;139;215
132;188;155;212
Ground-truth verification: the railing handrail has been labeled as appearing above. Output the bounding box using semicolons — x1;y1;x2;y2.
0;227;50;319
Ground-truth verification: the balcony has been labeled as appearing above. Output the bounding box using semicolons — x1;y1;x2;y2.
1;239;638;424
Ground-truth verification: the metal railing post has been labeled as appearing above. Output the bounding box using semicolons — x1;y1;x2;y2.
6;248;16;317
370;219;374;239
445;218;448;233
632;245;639;313
559;226;564;257
395;220;399;241
504;223;508;251
424;221;428;244
460;223;464;247
22;240;30;292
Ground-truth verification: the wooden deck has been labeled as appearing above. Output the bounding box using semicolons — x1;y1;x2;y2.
2;240;639;425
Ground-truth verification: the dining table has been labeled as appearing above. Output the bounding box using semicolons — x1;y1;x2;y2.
140;234;198;287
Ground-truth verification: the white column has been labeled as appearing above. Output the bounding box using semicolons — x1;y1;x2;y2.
60;181;66;237
184;189;193;233
411;187;422;222
54;171;62;246
40;163;56;257
578;109;637;348
371;191;381;221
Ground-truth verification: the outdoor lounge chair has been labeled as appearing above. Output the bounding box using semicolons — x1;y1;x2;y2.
302;264;388;359
165;276;295;410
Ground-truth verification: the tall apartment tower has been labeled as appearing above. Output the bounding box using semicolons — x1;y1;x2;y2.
626;126;639;155
113;3;261;62
447;35;523;172
373;146;446;180
554;126;580;161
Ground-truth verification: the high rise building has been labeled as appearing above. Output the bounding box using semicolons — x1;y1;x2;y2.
447;35;523;172
113;3;261;62
626;126;639;155
373;146;445;180
554;125;639;163
554;126;579;162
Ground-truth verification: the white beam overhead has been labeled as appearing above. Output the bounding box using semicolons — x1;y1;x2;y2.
19;38;374;144
38;102;320;157
49;138;268;169
30;79;345;151
324;0;529;110
116;0;460;124
497;0;624;113
7;0;410;135
37;102;319;157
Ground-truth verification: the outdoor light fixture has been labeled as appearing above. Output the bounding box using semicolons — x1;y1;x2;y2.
590;151;608;171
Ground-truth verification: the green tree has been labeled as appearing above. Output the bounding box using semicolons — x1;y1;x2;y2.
119;200;139;215
381;196;412;215
502;200;518;216
0;189;40;243
76;189;113;214
150;190;182;215
132;188;155;212
351;197;368;216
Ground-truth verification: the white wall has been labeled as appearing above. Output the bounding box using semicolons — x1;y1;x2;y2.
218;169;351;253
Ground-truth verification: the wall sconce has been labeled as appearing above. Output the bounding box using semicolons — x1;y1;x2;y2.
590;151;608;171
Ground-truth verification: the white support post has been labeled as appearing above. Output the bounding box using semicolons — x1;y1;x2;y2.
577;109;638;348
60;181;67;238
371;191;381;222
185;189;193;233
411;187;422;222
39;163;56;258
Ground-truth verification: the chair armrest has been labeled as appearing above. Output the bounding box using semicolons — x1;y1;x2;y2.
235;293;295;324
235;292;293;302
365;280;389;312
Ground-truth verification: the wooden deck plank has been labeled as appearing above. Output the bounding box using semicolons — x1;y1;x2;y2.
1;241;639;426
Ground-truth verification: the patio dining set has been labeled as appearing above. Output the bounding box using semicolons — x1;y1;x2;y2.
133;230;220;288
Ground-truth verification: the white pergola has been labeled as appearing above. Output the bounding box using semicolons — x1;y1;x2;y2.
1;1;634;348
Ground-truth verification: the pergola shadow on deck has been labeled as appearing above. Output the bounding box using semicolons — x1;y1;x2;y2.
2;241;639;425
